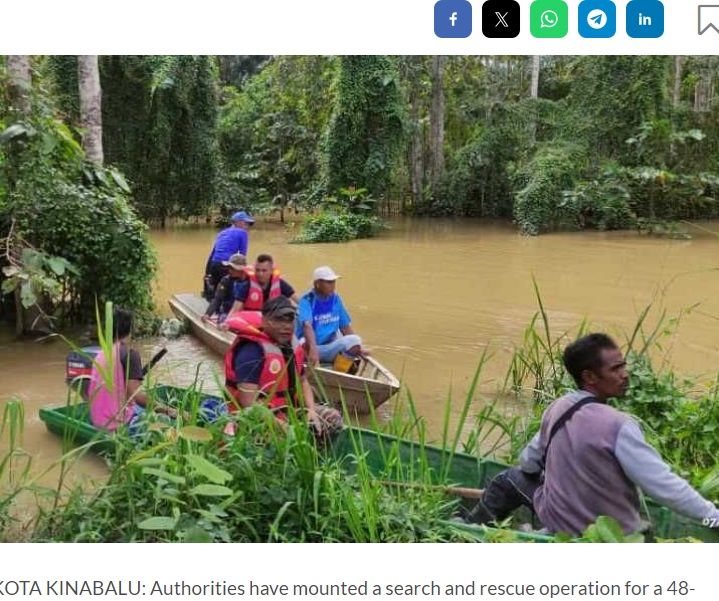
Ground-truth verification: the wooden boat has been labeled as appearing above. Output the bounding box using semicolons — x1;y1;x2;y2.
168;292;400;414
39;384;719;543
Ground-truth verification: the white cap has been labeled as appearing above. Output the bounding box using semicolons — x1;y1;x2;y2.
312;266;340;282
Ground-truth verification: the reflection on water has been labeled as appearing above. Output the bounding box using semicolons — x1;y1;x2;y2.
3;217;719;479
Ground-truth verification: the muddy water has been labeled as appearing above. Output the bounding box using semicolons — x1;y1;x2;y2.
4;217;719;482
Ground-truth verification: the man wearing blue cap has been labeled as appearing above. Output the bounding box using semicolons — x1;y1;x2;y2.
203;211;255;300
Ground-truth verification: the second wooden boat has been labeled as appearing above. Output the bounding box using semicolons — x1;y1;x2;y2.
168;292;400;414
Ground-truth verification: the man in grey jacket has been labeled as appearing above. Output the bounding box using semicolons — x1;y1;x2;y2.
463;332;719;537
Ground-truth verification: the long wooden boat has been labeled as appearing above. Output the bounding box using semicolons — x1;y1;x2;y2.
168;292;400;414
39;385;719;543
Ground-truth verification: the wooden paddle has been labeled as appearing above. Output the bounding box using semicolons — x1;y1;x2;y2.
142;347;168;376
378;480;484;500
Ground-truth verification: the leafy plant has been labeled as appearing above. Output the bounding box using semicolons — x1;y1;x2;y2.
1;246;78;316
1;115;157;324
513;143;587;235
293;187;387;243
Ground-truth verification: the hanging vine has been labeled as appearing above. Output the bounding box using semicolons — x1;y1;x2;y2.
325;56;405;201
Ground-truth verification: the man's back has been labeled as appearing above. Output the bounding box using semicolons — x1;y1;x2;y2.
533;392;640;536
212;227;248;261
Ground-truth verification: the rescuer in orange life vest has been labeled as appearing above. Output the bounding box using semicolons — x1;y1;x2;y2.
229;253;298;313
224;296;343;436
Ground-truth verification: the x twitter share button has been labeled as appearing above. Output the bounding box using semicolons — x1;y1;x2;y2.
434;0;473;38
578;0;616;37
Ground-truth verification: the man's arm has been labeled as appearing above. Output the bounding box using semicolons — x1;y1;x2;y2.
301;373;325;435
122;348;148;406
302;320;320;365
229;300;245;314
238;229;248;257
203;278;228;319
297;296;319;365
280;280;297;304
123;349;176;417
204;245;215;276
300;374;316;411
616;419;719;525
519;431;544;475
337;297;357;338
232;342;267;410
236;383;260;408
228;281;250;315
127;378;148;407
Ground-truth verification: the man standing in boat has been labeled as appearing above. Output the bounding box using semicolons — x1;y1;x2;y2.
229;253;298;313
201;253;250;324
461;333;719;537
224;296;342;436
297;266;365;370
203;211;255;299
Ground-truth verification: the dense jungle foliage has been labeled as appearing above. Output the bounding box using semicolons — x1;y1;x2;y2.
3;55;719;331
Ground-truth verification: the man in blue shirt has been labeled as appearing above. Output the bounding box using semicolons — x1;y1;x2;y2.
297;266;364;366
203;211;255;299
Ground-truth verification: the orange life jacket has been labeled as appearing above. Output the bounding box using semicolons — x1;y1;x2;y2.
224;310;262;333
243;267;282;310
224;318;304;414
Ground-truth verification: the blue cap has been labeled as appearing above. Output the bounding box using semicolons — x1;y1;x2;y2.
231;211;255;225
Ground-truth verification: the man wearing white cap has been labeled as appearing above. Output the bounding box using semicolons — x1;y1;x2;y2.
297;266;364;367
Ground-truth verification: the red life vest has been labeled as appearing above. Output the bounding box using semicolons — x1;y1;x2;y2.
224;320;305;414
224;310;262;333
243;267;282;310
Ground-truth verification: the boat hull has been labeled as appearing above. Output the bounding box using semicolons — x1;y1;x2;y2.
168;293;400;414
39;385;719;543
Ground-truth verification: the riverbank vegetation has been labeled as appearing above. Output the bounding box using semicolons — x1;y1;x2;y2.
3;55;719;332
1;304;719;542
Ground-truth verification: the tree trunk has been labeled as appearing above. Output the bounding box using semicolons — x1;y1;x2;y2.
409;87;424;209
529;56;541;147
530;55;540;99
429;55;446;201
6;57;31;336
77;55;104;164
672;56;684;107
7;56;31;116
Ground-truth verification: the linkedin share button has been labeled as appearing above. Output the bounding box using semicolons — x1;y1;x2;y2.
626;0;664;38
578;0;616;37
434;0;473;38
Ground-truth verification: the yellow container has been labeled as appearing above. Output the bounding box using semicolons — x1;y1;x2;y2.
333;352;360;375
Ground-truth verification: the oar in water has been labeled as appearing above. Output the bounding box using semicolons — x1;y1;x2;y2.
142;347;168;376
378;480;484;500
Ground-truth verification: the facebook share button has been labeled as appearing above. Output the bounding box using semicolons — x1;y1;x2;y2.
435;0;473;38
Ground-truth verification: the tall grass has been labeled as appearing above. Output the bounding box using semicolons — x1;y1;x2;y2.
6;295;719;542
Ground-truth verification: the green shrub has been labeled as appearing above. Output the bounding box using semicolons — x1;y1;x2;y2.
513;143;586;235
1;117;157;322
565;167;637;231
292;213;353;243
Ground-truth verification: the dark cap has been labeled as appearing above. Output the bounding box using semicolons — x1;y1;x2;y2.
262;296;297;319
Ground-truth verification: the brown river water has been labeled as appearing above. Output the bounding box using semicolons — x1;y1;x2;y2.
3;216;719;483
